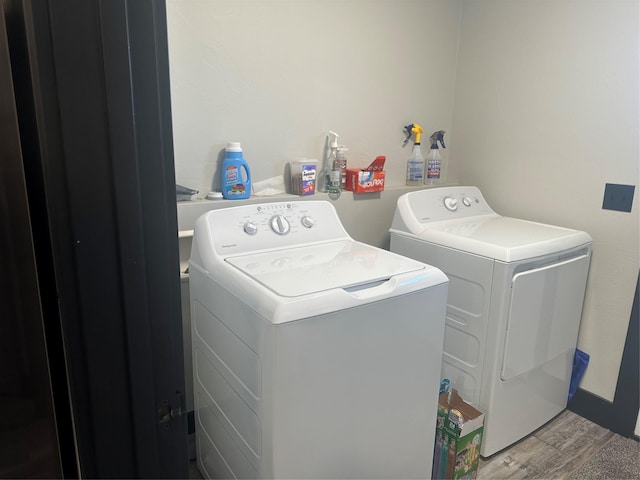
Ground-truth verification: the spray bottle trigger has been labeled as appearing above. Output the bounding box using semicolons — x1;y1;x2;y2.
402;124;414;146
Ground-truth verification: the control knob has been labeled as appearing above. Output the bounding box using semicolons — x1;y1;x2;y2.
270;215;290;235
243;222;258;235
443;197;458;211
301;216;315;228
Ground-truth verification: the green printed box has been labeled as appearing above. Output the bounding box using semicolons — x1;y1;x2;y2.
432;389;484;480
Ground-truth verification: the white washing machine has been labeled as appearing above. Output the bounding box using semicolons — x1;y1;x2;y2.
189;200;448;479
390;186;592;457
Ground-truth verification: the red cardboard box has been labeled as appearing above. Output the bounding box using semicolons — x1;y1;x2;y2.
345;155;386;193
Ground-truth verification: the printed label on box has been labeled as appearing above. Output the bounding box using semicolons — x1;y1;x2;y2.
345;156;386;194
346;169;385;193
433;389;484;480
300;164;317;195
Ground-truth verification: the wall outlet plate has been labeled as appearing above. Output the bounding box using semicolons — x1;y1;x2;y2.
602;183;635;212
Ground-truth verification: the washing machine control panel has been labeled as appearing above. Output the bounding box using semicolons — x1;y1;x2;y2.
201;201;351;257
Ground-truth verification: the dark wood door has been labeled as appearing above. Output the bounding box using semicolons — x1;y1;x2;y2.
2;0;189;477
0;2;65;476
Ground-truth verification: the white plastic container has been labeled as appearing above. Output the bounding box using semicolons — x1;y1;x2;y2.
406;143;425;186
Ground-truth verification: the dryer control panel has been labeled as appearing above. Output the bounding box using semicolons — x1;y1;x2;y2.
195;201;352;257
398;186;496;225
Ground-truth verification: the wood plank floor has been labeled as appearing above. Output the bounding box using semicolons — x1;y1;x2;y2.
478;410;639;479
189;410;639;479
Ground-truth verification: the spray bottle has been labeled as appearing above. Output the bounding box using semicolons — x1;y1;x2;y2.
403;124;424;186
425;130;446;185
324;131;343;199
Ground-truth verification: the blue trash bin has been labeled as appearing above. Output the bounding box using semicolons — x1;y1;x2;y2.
568;349;589;402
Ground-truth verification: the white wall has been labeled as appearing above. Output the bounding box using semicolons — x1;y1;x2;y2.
450;0;639;402
167;0;639;413
168;0;465;415
167;0;462;195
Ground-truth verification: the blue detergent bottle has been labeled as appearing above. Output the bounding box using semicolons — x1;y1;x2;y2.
221;142;251;199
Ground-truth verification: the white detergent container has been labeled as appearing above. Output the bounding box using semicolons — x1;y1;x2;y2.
390;186;592;457
189;200;448;479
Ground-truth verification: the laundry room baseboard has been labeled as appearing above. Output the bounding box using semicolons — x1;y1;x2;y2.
569;389;622;435
569;272;639;440
569;388;639;441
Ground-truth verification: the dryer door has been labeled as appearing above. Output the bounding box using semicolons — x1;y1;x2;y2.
501;253;590;381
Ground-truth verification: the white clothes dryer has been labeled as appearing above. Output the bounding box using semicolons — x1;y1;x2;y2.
189;200;448;479
390;186;591;457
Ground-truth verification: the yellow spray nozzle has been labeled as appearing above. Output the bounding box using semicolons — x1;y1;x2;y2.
403;123;425;146
412;124;423;144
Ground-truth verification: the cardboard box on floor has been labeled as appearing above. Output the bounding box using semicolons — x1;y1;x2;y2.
432;389;484;480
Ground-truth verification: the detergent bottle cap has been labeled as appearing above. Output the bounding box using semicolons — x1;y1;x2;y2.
226;142;242;152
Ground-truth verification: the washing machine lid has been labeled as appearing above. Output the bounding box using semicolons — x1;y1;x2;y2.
414;215;592;262
226;239;430;297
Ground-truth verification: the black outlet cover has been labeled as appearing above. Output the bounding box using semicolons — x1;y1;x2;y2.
602;183;635;212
